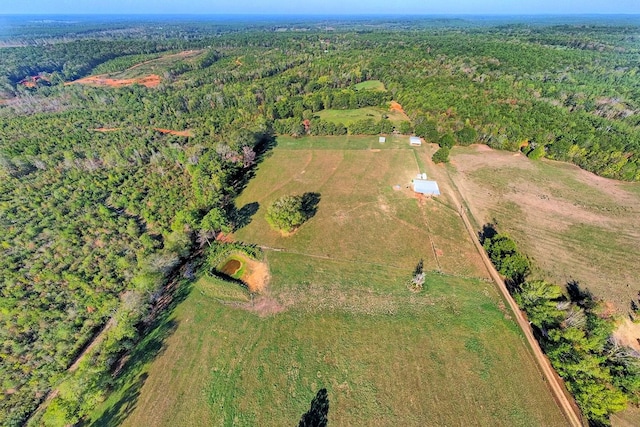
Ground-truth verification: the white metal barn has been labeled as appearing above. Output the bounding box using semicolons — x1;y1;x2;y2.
409;136;422;146
413;179;440;196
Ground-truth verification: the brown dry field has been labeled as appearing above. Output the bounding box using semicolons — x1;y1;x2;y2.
447;144;640;316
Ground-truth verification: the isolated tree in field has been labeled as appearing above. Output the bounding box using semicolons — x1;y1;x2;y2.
265;195;307;233
410;258;426;291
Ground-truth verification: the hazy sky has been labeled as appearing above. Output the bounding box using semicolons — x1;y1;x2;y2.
1;0;639;15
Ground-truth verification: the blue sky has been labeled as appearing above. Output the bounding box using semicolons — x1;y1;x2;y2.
1;0;639;15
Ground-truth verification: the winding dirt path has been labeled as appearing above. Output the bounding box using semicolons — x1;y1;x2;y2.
421;143;585;427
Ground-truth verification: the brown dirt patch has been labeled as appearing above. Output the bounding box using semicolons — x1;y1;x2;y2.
215;232;234;243
389;101;410;122
242;258;270;293
154;128;194;137
246;294;284;317
67;74;161;88
613;318;640;352
220;259;242;276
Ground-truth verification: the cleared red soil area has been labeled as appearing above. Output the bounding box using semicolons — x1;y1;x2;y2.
389;101;406;114
389;100;410;121
19;75;49;88
67;74;161;88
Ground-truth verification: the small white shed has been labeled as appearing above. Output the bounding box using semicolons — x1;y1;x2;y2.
379;136;386;143
410;136;422;146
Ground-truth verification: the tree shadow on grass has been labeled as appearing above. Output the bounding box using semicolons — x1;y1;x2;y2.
478;222;497;244
85;276;194;426
89;373;147;427
298;388;329;427
567;280;597;310
233;201;260;230
233;133;278;195
301;192;321;219
87;318;179;427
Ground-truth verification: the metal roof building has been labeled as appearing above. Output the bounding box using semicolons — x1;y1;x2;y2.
409;136;422;146
413;179;440;196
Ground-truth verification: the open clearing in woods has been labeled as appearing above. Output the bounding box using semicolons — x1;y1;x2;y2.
91;136;567;426
316;104;409;127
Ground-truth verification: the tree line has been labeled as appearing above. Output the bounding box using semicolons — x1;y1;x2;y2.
482;227;640;425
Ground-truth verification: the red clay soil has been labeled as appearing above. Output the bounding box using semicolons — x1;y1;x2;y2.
153;128;194;137
389;101;406;114
215;232;235;243
67;74;161;88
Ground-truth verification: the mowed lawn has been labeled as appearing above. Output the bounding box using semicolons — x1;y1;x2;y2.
91;136;567;426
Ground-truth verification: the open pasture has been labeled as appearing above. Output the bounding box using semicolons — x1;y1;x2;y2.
91;272;567;427
90;136;567;426
316;106;409;127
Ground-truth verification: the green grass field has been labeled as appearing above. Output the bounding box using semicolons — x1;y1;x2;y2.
353;80;386;91
90;137;567;426
316;106;408;127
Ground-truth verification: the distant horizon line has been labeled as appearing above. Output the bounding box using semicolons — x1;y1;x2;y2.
2;12;640;17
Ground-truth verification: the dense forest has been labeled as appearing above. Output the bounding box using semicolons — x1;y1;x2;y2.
1;15;640;426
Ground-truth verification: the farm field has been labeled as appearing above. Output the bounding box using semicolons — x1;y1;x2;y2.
316;105;409;126
448;145;640;316
91;136;568;426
